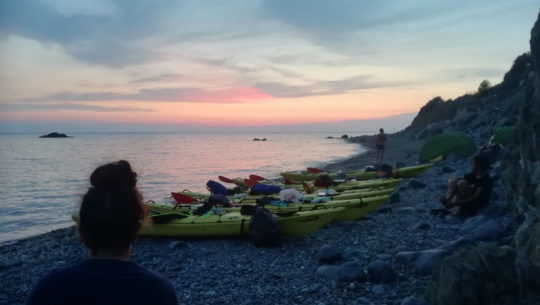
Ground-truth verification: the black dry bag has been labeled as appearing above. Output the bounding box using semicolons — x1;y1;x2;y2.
249;206;281;246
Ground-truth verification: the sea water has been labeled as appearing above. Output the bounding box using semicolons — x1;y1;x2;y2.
0;132;365;243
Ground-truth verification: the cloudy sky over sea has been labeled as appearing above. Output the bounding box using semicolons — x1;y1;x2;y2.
1;0;538;131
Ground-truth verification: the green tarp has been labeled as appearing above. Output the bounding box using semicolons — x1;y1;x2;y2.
419;131;477;162
491;126;515;146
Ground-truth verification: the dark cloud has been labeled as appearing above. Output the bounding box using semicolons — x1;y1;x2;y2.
0;0;173;67
0;103;153;112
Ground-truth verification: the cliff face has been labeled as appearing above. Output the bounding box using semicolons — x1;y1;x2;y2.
413;11;540;304
504;11;540;288
403;53;534;143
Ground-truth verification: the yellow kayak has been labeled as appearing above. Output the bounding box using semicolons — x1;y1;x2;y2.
391;163;434;178
280;163;433;182
73;208;343;237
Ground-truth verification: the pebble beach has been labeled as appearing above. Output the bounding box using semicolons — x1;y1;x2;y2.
0;134;522;305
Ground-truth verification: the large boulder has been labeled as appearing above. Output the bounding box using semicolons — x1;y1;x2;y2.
425;245;518;305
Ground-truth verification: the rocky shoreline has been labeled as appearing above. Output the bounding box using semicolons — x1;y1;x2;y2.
0;135;530;305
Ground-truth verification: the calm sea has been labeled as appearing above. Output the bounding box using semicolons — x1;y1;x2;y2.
0;132;365;243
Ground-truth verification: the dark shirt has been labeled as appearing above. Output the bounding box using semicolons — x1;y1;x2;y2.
27;259;178;305
462;172;493;215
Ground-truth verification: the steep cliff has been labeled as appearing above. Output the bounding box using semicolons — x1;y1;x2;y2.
403;52;534;143
424;12;540;305
504;11;540;289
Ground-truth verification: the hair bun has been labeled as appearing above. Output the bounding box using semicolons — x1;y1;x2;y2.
90;160;137;191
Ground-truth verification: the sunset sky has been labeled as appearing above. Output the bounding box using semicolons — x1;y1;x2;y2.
0;0;539;132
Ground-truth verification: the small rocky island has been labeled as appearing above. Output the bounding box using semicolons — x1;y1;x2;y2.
39;132;71;138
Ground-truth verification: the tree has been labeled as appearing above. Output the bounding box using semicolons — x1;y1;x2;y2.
478;80;492;93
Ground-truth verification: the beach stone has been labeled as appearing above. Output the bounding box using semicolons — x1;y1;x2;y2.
413;249;446;275
459;215;488;235
425;245;518;305
0;258;23;270
376;207;392;214
442;166;455;173
437;237;472;253
376;253;393;261
371;284;386;295
169;241;188;249
472;219;503;242
342;248;365;261
394;245;412;253
395;207;415;214
355;296;370;304
395;251;420;266
401;296;431;305
478;200;508;217
316;265;340;281
319;244;342;262
408;179;427;189
338;261;366;281
413;221;431;230
366;260;397;283
204;290;217;297
389;192;400;203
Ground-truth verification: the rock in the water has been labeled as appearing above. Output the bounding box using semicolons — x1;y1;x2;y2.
371;284;386;295
425;245;518;305
366;260;397;283
316;265;340;281
472;219;503;241
319;244;342;262
408;179;427;189
401;296;431;305
338;261;366;281
413;249;446;275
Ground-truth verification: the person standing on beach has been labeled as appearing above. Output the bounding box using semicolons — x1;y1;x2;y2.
27;160;178;305
376;128;387;165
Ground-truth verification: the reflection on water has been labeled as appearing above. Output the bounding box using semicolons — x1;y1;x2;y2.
0;132;364;242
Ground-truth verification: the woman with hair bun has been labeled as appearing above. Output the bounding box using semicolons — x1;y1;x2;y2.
27;160;178;305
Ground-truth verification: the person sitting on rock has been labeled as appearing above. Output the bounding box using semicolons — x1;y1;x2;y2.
440;155;493;216
27;160;178;305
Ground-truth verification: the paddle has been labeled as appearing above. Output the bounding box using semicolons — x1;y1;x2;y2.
249;174;265;182
244;179;257;188
171;192;195;204
218;175;236;184
307;167;323;174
